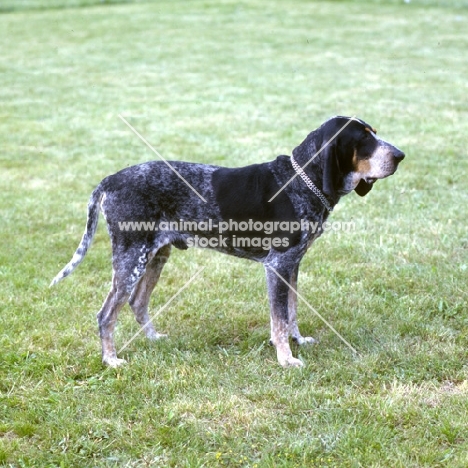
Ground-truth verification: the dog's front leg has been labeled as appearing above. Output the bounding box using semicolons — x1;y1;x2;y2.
288;264;317;346
264;264;303;368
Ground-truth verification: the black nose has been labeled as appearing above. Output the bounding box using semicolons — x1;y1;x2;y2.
394;149;405;161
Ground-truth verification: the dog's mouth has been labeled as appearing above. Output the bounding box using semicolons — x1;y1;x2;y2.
363;177;377;185
363;168;397;184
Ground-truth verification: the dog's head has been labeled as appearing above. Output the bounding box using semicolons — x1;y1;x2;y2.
293;116;405;200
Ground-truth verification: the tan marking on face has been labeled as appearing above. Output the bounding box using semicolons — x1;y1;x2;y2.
353;149;371;175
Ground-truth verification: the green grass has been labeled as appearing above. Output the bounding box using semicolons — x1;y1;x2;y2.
1;0;468;466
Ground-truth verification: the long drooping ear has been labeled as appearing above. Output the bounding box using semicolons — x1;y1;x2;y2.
292;129;319;161
321;142;340;201
354;179;373;196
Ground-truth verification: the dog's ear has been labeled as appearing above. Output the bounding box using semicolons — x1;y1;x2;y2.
354;179;373;196
321;142;340;201
292;129;319;161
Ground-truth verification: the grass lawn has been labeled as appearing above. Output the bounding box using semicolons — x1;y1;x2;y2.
1;0;468;466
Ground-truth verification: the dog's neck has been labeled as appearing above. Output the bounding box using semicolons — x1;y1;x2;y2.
290;154;333;212
290;150;340;211
269;155;338;224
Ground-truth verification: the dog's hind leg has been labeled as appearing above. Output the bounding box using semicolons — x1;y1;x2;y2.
128;244;171;340
97;244;150;367
97;282;130;367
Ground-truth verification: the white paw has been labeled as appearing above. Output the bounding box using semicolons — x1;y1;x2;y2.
280;356;304;367
147;331;168;341
294;336;317;346
103;356;127;368
279;355;304;368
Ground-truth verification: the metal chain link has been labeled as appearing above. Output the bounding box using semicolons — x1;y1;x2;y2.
290;155;333;212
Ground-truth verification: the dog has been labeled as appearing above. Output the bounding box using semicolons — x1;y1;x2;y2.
50;116;404;368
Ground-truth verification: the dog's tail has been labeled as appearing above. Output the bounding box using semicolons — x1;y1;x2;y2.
49;187;103;287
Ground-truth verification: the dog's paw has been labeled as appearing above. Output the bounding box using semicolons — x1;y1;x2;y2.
278;352;304;367
293;336;317;346
281;356;304;368
147;331;168;341
103;356;127;368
